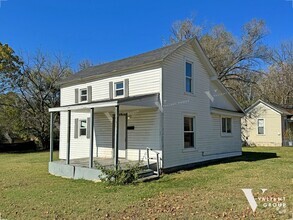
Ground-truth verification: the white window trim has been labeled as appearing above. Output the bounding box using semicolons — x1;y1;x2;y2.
114;81;125;98
79;119;87;137
183;114;196;150
184;59;195;95
80;88;88;103
257;118;265;135
221;116;233;137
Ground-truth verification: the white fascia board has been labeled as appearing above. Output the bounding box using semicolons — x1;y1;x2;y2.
211;108;245;117
49;101;118;112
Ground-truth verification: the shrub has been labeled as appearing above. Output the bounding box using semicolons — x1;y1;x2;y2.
96;162;142;185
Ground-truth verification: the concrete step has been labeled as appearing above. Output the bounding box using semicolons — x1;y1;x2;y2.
137;174;160;182
138;169;154;178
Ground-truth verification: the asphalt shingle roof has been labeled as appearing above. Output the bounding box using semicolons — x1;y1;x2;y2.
60;41;186;84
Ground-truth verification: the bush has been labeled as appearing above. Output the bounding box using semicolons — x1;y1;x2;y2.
96;162;142;185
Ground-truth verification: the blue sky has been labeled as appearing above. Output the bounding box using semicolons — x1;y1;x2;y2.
1;0;293;70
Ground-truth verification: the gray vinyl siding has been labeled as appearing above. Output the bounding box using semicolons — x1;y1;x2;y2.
161;43;242;168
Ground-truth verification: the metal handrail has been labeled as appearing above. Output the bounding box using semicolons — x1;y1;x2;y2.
146;147;161;177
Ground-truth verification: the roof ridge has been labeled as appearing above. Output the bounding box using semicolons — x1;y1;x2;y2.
79;41;185;73
60;40;188;85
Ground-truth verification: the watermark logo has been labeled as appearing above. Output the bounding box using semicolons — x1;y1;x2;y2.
242;188;267;212
241;188;286;214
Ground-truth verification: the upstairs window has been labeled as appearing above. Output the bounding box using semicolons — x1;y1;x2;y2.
80;120;87;136
222;117;232;134
184;117;195;148
257;119;265;134
115;81;124;97
185;62;193;93
80;88;88;102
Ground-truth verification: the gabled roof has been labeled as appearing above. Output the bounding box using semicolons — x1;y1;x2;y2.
59;37;243;113
59;41;187;85
245;99;293;115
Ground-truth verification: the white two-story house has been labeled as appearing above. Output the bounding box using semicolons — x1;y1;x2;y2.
48;38;244;180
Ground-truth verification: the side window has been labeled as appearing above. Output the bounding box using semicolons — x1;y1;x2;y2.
222;117;232;134
80;88;88;102
80;120;87;136
114;81;124;97
184;117;195;148
185;62;193;93
257;119;265;134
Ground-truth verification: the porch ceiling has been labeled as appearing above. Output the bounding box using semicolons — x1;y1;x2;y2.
49;93;160;113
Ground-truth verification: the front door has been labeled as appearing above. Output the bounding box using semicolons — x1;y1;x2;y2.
118;115;127;158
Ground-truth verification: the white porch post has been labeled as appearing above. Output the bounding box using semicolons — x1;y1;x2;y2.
114;105;119;169
49;112;54;162
89;108;94;168
66;110;71;165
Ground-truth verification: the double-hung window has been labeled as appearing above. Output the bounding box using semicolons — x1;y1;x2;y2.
222;117;232;134
115;81;124;97
184;117;195;148
257;119;265;134
80;88;88;102
185;62;193;93
80;120;87;136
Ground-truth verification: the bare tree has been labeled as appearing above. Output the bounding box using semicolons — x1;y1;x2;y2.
170;18;270;81
169;17;202;44
168;18;271;107
79;59;93;71
260;41;293;105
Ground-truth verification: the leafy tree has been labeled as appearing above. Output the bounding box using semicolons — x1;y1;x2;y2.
0;45;72;148
0;43;23;93
0;92;23;143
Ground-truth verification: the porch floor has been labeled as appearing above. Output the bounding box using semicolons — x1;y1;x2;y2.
54;157;149;169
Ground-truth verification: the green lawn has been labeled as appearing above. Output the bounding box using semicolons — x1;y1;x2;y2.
0;147;292;219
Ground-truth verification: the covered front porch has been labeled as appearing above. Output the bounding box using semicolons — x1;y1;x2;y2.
48;93;162;181
48;157;156;181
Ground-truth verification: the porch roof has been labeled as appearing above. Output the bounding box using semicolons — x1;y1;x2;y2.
49;93;160;112
211;107;245;117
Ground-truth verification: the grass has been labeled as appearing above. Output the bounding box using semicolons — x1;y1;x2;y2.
0;147;292;219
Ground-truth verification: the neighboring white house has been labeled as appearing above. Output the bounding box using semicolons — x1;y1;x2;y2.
49;38;244;179
242;100;293;146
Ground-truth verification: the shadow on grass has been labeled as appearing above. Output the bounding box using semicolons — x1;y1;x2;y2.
0;142;59;154
224;151;278;163
163;151;279;174
0;141;37;154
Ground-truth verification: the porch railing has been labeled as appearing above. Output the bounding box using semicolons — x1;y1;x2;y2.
146;147;161;177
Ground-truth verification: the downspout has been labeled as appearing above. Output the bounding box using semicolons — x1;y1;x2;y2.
160;66;165;169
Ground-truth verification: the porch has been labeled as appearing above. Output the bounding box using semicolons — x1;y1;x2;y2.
48;93;162;181
48;156;158;181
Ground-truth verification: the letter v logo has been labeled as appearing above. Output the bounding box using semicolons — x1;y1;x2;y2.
241;188;267;212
